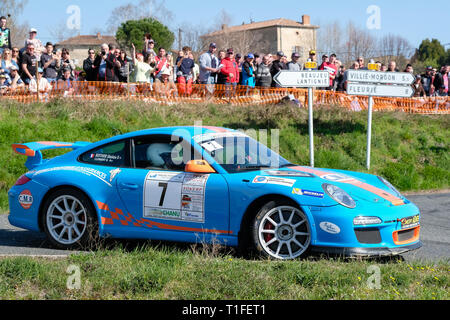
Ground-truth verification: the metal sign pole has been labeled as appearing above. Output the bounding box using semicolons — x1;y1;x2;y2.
366;96;374;170
308;87;314;167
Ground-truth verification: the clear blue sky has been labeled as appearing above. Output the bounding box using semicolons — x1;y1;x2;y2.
18;0;449;48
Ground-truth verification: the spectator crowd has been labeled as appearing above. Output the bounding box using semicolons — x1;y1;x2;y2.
0;15;448;97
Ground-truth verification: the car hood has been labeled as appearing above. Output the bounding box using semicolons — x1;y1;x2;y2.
238;166;408;208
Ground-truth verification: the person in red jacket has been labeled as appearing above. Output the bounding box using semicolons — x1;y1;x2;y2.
219;48;240;97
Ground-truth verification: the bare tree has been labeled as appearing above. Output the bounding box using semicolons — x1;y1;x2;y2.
48;20;79;43
106;0;174;35
1;0;29;47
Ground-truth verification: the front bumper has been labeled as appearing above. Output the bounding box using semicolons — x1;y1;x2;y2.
311;241;423;258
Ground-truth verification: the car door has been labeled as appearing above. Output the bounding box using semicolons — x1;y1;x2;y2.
115;134;230;235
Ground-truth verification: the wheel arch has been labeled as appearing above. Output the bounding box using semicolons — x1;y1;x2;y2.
37;184;99;232
237;193;311;249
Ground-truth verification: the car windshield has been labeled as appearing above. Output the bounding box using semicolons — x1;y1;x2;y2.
195;132;292;173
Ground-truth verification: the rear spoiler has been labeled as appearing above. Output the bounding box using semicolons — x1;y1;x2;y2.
12;141;91;170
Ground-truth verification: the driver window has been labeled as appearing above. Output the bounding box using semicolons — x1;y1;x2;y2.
133;135;201;171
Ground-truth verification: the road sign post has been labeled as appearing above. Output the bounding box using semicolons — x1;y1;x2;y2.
274;70;329;167
345;70;415;170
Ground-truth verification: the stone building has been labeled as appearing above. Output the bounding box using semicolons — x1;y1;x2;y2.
200;15;319;64
56;33;118;67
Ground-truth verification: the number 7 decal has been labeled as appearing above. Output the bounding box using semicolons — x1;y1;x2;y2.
158;182;168;206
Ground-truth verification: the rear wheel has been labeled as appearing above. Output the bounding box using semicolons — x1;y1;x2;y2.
252;200;311;260
42;188;98;250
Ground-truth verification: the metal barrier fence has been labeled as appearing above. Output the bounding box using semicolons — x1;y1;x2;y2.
1;81;449;114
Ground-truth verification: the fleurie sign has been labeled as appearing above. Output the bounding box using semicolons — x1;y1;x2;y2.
346;83;414;98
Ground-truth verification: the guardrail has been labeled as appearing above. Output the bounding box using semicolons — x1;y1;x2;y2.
1;81;448;114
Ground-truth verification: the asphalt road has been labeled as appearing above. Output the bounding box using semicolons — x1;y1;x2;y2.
0;192;449;261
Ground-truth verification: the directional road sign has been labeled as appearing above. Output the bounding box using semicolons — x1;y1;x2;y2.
274;70;329;88
346;83;414;98
346;70;415;85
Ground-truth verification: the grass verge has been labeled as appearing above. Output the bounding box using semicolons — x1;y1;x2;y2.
0;244;448;299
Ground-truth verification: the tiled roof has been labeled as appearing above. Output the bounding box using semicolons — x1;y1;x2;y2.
57;34;118;46
202;18;319;37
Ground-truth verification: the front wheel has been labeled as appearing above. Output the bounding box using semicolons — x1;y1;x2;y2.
252;201;311;260
42;188;98;250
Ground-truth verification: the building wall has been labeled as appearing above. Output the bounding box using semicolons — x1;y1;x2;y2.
279;27;317;64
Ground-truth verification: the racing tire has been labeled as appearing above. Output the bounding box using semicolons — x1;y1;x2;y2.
252;200;311;260
41;188;98;250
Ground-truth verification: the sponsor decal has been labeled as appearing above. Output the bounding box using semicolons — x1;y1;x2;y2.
319;221;341;234
291;188;324;198
18;190;33;209
33;166;111;187
89;153;122;164
193;131;247;144
109;168;121;182
399;214;420;229
252;176;295;187
266;170;313;177
143;171;209;222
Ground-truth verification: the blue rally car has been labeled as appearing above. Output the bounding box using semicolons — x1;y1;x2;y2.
8;126;422;259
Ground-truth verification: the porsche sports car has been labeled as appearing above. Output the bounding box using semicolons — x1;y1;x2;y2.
8;126;422;259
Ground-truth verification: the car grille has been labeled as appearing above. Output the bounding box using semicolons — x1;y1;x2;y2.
354;228;381;244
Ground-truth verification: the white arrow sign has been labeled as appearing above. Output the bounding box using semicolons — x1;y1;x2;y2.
274;70;329;88
346;70;415;85
347;83;414;98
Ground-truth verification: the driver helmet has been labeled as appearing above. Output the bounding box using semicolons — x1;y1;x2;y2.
146;143;173;167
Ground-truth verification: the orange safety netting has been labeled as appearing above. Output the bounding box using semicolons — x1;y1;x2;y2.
1;81;449;114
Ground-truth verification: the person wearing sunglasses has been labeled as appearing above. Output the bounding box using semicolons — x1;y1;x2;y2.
83;49;98;81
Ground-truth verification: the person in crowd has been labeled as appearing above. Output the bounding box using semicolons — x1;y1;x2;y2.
130;43;154;83
308;50;317;62
25;28;44;60
57;67;75;95
1;48;18;76
433;65;448;96
83;49;98;81
58;48;76;79
253;53;261;68
20;43;38;85
319;53;337;90
118;49;131;83
235;53;243;84
29;67;52;93
357;56;367;70
270;51;287;87
94;43;109;81
11;47;19;64
190;52;200;84
40;42;60;84
143;34;157;57
6;65;24;90
241;53;255;88
198;43;219;85
176;46;195;95
421;66;434;96
0;16;12;54
287;52;302;71
154;67;177;97
104;43;121;82
154;47;170;83
412;75;426;97
404;64;414;73
216;49;227;85
388;61;398;72
255;54;272;88
145;53;156;85
335;64;346;92
380;63;388;72
220;48;240;96
0;74;8;93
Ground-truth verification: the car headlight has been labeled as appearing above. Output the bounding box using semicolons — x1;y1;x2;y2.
353;216;382;225
378;176;402;198
322;183;356;208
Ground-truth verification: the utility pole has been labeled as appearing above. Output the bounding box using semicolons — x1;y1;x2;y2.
178;28;182;50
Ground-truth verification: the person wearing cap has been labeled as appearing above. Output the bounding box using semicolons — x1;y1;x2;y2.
219;48;240;96
0;16;12;54
198;42;219;85
25;28;44;61
0;73;8;93
421;66;434;96
143;34;156;58
287;52;302;71
154;65;178;97
270;51;287;87
6;65;23;89
241;53;256;88
41;42;60;84
308;50;317;62
29;67;52;93
412;75;426;97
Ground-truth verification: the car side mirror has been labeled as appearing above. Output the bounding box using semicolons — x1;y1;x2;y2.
185;160;215;173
